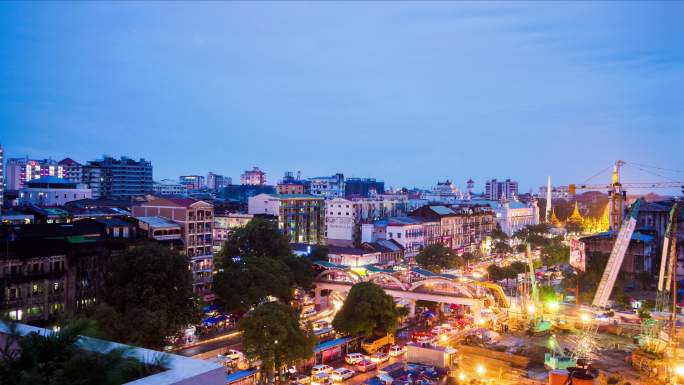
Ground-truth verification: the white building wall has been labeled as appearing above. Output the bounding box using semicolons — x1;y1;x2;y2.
18;187;92;206
247;193;281;215
325;198;355;246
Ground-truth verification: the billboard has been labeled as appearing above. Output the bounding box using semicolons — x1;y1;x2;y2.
569;238;586;272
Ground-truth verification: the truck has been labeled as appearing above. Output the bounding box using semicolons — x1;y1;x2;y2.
406;342;457;369
361;334;394;354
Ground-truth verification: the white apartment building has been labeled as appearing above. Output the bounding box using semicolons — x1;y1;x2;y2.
473;199;539;236
153;179;188;195
213;213;254;251
18;176;92;206
325;196;411;246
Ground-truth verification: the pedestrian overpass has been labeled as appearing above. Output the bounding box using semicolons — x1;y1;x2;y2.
312;262;509;319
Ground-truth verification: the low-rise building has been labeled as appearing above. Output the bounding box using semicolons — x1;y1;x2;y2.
345;178;384;198
18;176;92;206
580;230;656;278
248;193;325;244
213;213;254;251
240;167;267;186
136;216;183;250
308;173;345;198
179;175;205;191
153;179;188;195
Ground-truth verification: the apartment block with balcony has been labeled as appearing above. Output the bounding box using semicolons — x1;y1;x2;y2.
5;157;64;191
213;213;253;252
248;193;325;244
132;197;214;298
82;156;153;199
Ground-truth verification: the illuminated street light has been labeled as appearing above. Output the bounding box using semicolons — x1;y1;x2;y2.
458;372;466;381
547;301;559;312
675;365;684;376
440;334;448;343
476;364;486;376
580;313;590;323
527;304;535;315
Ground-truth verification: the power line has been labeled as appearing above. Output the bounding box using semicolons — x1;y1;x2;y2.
583;164;613;184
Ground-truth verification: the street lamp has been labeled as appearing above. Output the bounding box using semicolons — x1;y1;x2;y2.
476;364;486;376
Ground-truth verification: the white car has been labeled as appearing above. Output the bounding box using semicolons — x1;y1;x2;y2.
370;352;389;363
225;349;243;361
388;345;405;357
311;364;334;376
291;374;311;384
331;368;355;382
311;373;331;385
344;353;365;365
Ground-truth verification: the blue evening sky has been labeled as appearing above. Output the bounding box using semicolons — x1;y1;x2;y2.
1;2;683;192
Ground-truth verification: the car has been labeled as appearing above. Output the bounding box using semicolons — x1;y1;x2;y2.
431;326;443;335
311;364;334;376
388;345;405;357
313;320;330;331
344;353;365;365
311;373;332;385
291;374;311;384
331;368;355;382
370;352;389;363
225;349;243;361
302;308;317;318
355;359;377;373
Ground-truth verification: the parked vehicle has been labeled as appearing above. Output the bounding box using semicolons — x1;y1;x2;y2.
370;352;389;363
311;364;334;376
344;353;365;365
302;308;317;318
291;374;311;384
311;373;331;385
331;368;355;382
225;349;243;361
313;320;330;331
355;359;377;373
389;345;406;357
361;334;394;354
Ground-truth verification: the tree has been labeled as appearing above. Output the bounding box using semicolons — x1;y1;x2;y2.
215;217;291;263
239;303;316;382
91;243;199;350
415;244;462;273
333;282;400;338
213;255;294;314
306;245;329;262
213;218;315;313
541;243;570;266
492;241;513;255
0;319;165;385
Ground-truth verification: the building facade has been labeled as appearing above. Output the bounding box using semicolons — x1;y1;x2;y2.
537;185;571;200
207;172;230;191
179;175;205;191
5;157;63;191
345;178;385;198
57;158;82;183
308;173;345;198
82;156;153;198
153;179;188;195
213;213;254;251
248;193;325;244
240;167;267;186
0;221;130;324
18;177;92;206
484;179;518;201
132;198;214;298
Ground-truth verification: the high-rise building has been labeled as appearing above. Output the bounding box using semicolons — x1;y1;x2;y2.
484;178;518;201
132;197;215;298
345;177;384;198
308;173;345;198
5;157;63;190
58;158;82;183
82;156;153;198
179;175;205;190
207;172;229;191
240;167;267;186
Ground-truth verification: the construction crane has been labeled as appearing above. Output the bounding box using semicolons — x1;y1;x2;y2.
569;160;684;231
591;199;641;308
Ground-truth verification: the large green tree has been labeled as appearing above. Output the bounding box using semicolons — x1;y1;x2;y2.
415;244;463;273
332;282;399;338
91;243;198;349
213;217;314;313
0;319;165;385
239;303;316;382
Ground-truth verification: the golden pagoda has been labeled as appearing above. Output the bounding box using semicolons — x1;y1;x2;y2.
550;208;562;227
583;203;610;234
567;201;584;225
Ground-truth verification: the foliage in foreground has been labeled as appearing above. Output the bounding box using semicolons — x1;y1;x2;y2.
0;319;166;385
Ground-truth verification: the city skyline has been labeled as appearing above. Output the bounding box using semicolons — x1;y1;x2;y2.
2;2;683;191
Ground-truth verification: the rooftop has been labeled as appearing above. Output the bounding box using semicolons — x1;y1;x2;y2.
136;216;181;229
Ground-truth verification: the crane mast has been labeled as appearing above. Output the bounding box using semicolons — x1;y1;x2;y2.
591;199;641;308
